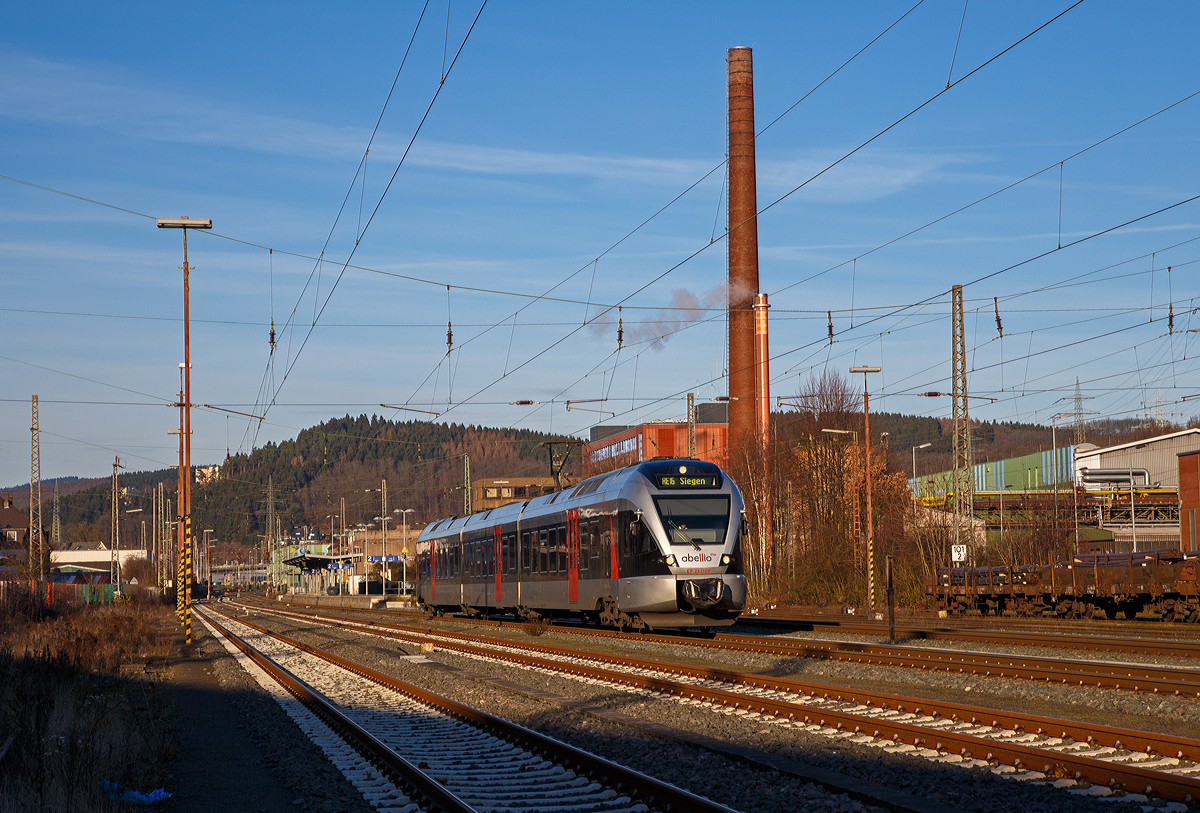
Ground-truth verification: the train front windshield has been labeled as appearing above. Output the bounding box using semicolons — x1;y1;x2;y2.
654;496;730;547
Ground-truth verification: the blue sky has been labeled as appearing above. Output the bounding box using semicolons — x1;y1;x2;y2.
2;1;1199;485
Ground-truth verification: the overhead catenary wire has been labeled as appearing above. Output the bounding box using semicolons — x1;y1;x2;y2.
257;0;487;437
416;2;1101;429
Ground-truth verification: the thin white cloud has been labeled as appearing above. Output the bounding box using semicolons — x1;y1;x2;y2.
0;52;965;201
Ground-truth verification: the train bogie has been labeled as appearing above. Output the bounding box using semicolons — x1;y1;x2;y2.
415;459;747;629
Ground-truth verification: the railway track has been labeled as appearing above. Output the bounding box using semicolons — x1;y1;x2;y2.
737;614;1200;659
240;601;1200;807
270;598;1200;697
196;605;739;813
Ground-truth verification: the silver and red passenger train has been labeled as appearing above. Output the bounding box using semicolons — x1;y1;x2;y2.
414;458;746;630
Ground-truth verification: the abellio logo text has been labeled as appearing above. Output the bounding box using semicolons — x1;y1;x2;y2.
680;552;716;564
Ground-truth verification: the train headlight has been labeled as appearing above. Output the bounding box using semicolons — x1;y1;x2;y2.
664;554;677;567
720;554;731;566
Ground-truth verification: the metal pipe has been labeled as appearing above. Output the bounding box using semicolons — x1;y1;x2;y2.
1079;468;1151;484
753;294;770;443
753;293;773;564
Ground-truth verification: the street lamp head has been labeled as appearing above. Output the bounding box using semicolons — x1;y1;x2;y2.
917;442;932;450
156;217;212;229
850;366;881;374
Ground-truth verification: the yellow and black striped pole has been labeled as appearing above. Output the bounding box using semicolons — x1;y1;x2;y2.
867;538;875;611
176;538;184;623
184;516;192;644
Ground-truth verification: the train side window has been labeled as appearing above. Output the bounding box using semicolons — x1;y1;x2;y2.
547;526;558;573
539;529;549;574
508;534;517;574
487;538;494;577
579;523;590;572
558;525;567;572
521;531;531;572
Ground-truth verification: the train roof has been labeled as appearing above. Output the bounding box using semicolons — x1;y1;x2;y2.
416;457;725;541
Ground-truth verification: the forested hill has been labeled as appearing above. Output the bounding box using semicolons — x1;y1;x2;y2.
33;411;1189;550
47;415;569;549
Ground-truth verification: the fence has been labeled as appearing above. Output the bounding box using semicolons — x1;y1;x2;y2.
0;580;118;611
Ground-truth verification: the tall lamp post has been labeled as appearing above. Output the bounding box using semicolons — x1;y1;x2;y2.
375;515;393;595
850;366;882;611
366;480;388;593
398;508;415;595
1049;411;1075;537
157;215;211;644
911;443;931;526
202;529;215;588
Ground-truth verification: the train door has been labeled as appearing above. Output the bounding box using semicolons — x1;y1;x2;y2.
494;526;502;602
430;540;437;603
609;515;619;580
567;509;579;603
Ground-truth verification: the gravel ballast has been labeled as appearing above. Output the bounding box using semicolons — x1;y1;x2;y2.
231;603;1195;813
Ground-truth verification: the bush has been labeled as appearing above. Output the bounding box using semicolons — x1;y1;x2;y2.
0;603;175;811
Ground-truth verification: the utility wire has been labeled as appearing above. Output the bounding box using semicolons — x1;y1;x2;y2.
259;1;486;433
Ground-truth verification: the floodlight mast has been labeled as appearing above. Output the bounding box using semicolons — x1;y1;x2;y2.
157;215;210;645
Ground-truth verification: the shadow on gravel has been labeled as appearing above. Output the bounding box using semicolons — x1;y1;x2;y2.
546;685;1113;813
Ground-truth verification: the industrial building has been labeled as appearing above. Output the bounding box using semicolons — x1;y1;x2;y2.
584;403;730;474
471;477;563;513
1074;429;1200;490
913;447;1075;497
913;428;1200;554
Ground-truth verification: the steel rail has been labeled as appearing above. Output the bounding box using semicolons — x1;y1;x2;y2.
239;602;1200;804
269;597;1200;697
198;609;475;813
738;614;1200;658
691;631;1200;696
209;606;741;813
252;603;1200;769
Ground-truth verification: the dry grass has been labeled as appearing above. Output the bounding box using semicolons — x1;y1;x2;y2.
522;618;549;637
0;601;176;812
